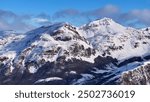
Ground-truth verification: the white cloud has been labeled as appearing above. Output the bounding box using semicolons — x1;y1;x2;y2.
0;9;35;32
121;9;150;27
32;18;49;23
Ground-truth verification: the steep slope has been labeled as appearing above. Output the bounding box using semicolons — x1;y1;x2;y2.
0;31;25;73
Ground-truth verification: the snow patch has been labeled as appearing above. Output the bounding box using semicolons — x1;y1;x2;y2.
35;77;63;83
28;66;37;74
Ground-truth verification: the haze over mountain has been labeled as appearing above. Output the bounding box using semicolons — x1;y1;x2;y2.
0;18;150;85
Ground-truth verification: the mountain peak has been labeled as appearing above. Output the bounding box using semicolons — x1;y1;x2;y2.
34;22;82;41
26;22;74;36
87;17;116;26
39;22;74;30
97;17;113;23
80;17;125;38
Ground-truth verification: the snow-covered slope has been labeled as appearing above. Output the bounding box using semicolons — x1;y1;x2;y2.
0;18;150;85
80;18;150;61
0;23;97;76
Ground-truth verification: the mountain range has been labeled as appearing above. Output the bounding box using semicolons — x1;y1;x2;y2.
0;18;150;85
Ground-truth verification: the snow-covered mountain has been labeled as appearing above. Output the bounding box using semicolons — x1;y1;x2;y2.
80;18;150;61
0;18;150;85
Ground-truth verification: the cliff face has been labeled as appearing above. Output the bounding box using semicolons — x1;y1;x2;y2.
121;63;150;85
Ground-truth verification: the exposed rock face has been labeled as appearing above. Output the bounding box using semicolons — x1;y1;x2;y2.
0;56;120;85
121;63;150;85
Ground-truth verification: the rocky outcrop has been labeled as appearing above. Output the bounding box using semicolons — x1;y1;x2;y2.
121;63;150;85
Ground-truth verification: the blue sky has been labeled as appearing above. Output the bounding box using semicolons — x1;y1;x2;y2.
0;0;150;32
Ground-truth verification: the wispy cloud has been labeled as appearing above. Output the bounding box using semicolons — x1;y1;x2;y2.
120;9;150;27
53;9;80;19
83;5;120;18
32;18;49;23
32;18;51;25
0;10;52;32
0;9;35;32
34;13;51;25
